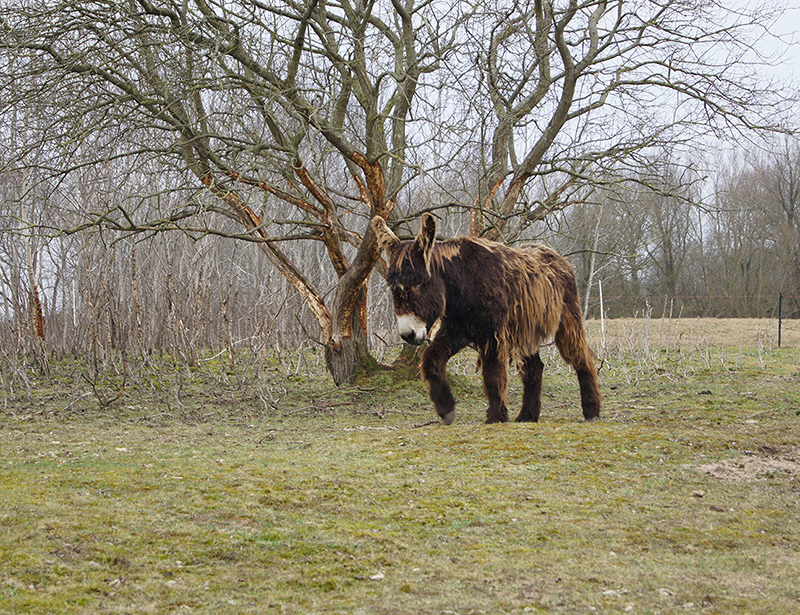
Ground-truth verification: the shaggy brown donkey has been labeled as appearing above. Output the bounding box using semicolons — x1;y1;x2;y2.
372;213;601;424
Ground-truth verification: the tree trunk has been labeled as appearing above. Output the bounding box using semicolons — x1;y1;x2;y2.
21;177;48;375
321;170;393;384
324;284;376;385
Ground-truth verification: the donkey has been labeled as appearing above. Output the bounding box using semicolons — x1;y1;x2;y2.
372;213;601;424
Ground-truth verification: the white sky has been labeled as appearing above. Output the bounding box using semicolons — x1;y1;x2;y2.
759;4;800;77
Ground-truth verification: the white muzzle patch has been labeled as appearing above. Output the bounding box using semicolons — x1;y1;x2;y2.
396;313;427;346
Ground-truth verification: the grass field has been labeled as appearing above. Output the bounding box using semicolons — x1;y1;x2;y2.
1;319;799;614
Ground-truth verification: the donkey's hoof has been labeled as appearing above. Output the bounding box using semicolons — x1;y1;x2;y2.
485;406;509;424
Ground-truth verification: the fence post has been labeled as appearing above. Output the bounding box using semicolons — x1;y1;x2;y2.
599;279;606;353
778;293;782;349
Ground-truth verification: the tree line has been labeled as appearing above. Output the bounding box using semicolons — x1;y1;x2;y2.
0;1;797;383
3;136;798;376
558;140;800;320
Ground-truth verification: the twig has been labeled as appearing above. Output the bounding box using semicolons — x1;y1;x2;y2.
199;348;228;362
741;408;777;422
412;420;440;428
62;392;92;413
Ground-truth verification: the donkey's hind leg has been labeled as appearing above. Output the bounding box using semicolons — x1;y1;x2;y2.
554;307;601;421
516;352;544;422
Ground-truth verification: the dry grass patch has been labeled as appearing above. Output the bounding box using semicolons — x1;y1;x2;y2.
585;317;797;349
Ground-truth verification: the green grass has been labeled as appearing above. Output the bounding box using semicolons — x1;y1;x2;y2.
1;342;800;614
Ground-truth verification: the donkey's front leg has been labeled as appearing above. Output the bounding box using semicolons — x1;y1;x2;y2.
516;353;544;422
420;338;459;424
480;349;509;424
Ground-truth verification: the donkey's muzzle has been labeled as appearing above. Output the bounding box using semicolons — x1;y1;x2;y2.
396;313;427;346
400;331;425;345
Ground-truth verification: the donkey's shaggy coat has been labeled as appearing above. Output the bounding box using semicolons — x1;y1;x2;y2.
372;213;601;424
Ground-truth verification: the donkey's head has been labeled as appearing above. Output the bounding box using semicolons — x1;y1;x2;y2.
372;213;446;345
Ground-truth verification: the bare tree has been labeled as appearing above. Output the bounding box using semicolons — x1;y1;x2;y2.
759;138;800;316
706;140;800;317
2;0;452;382
556;161;701;318
1;0;795;382
707;163;779;317
464;0;796;241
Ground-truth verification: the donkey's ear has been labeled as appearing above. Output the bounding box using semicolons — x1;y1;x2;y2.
414;213;436;272
371;216;401;261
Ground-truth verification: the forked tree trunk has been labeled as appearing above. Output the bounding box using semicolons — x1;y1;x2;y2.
321;161;393;384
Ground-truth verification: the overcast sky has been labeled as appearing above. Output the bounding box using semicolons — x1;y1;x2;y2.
763;4;800;77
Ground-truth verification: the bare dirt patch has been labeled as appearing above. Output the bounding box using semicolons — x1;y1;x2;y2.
698;446;800;482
